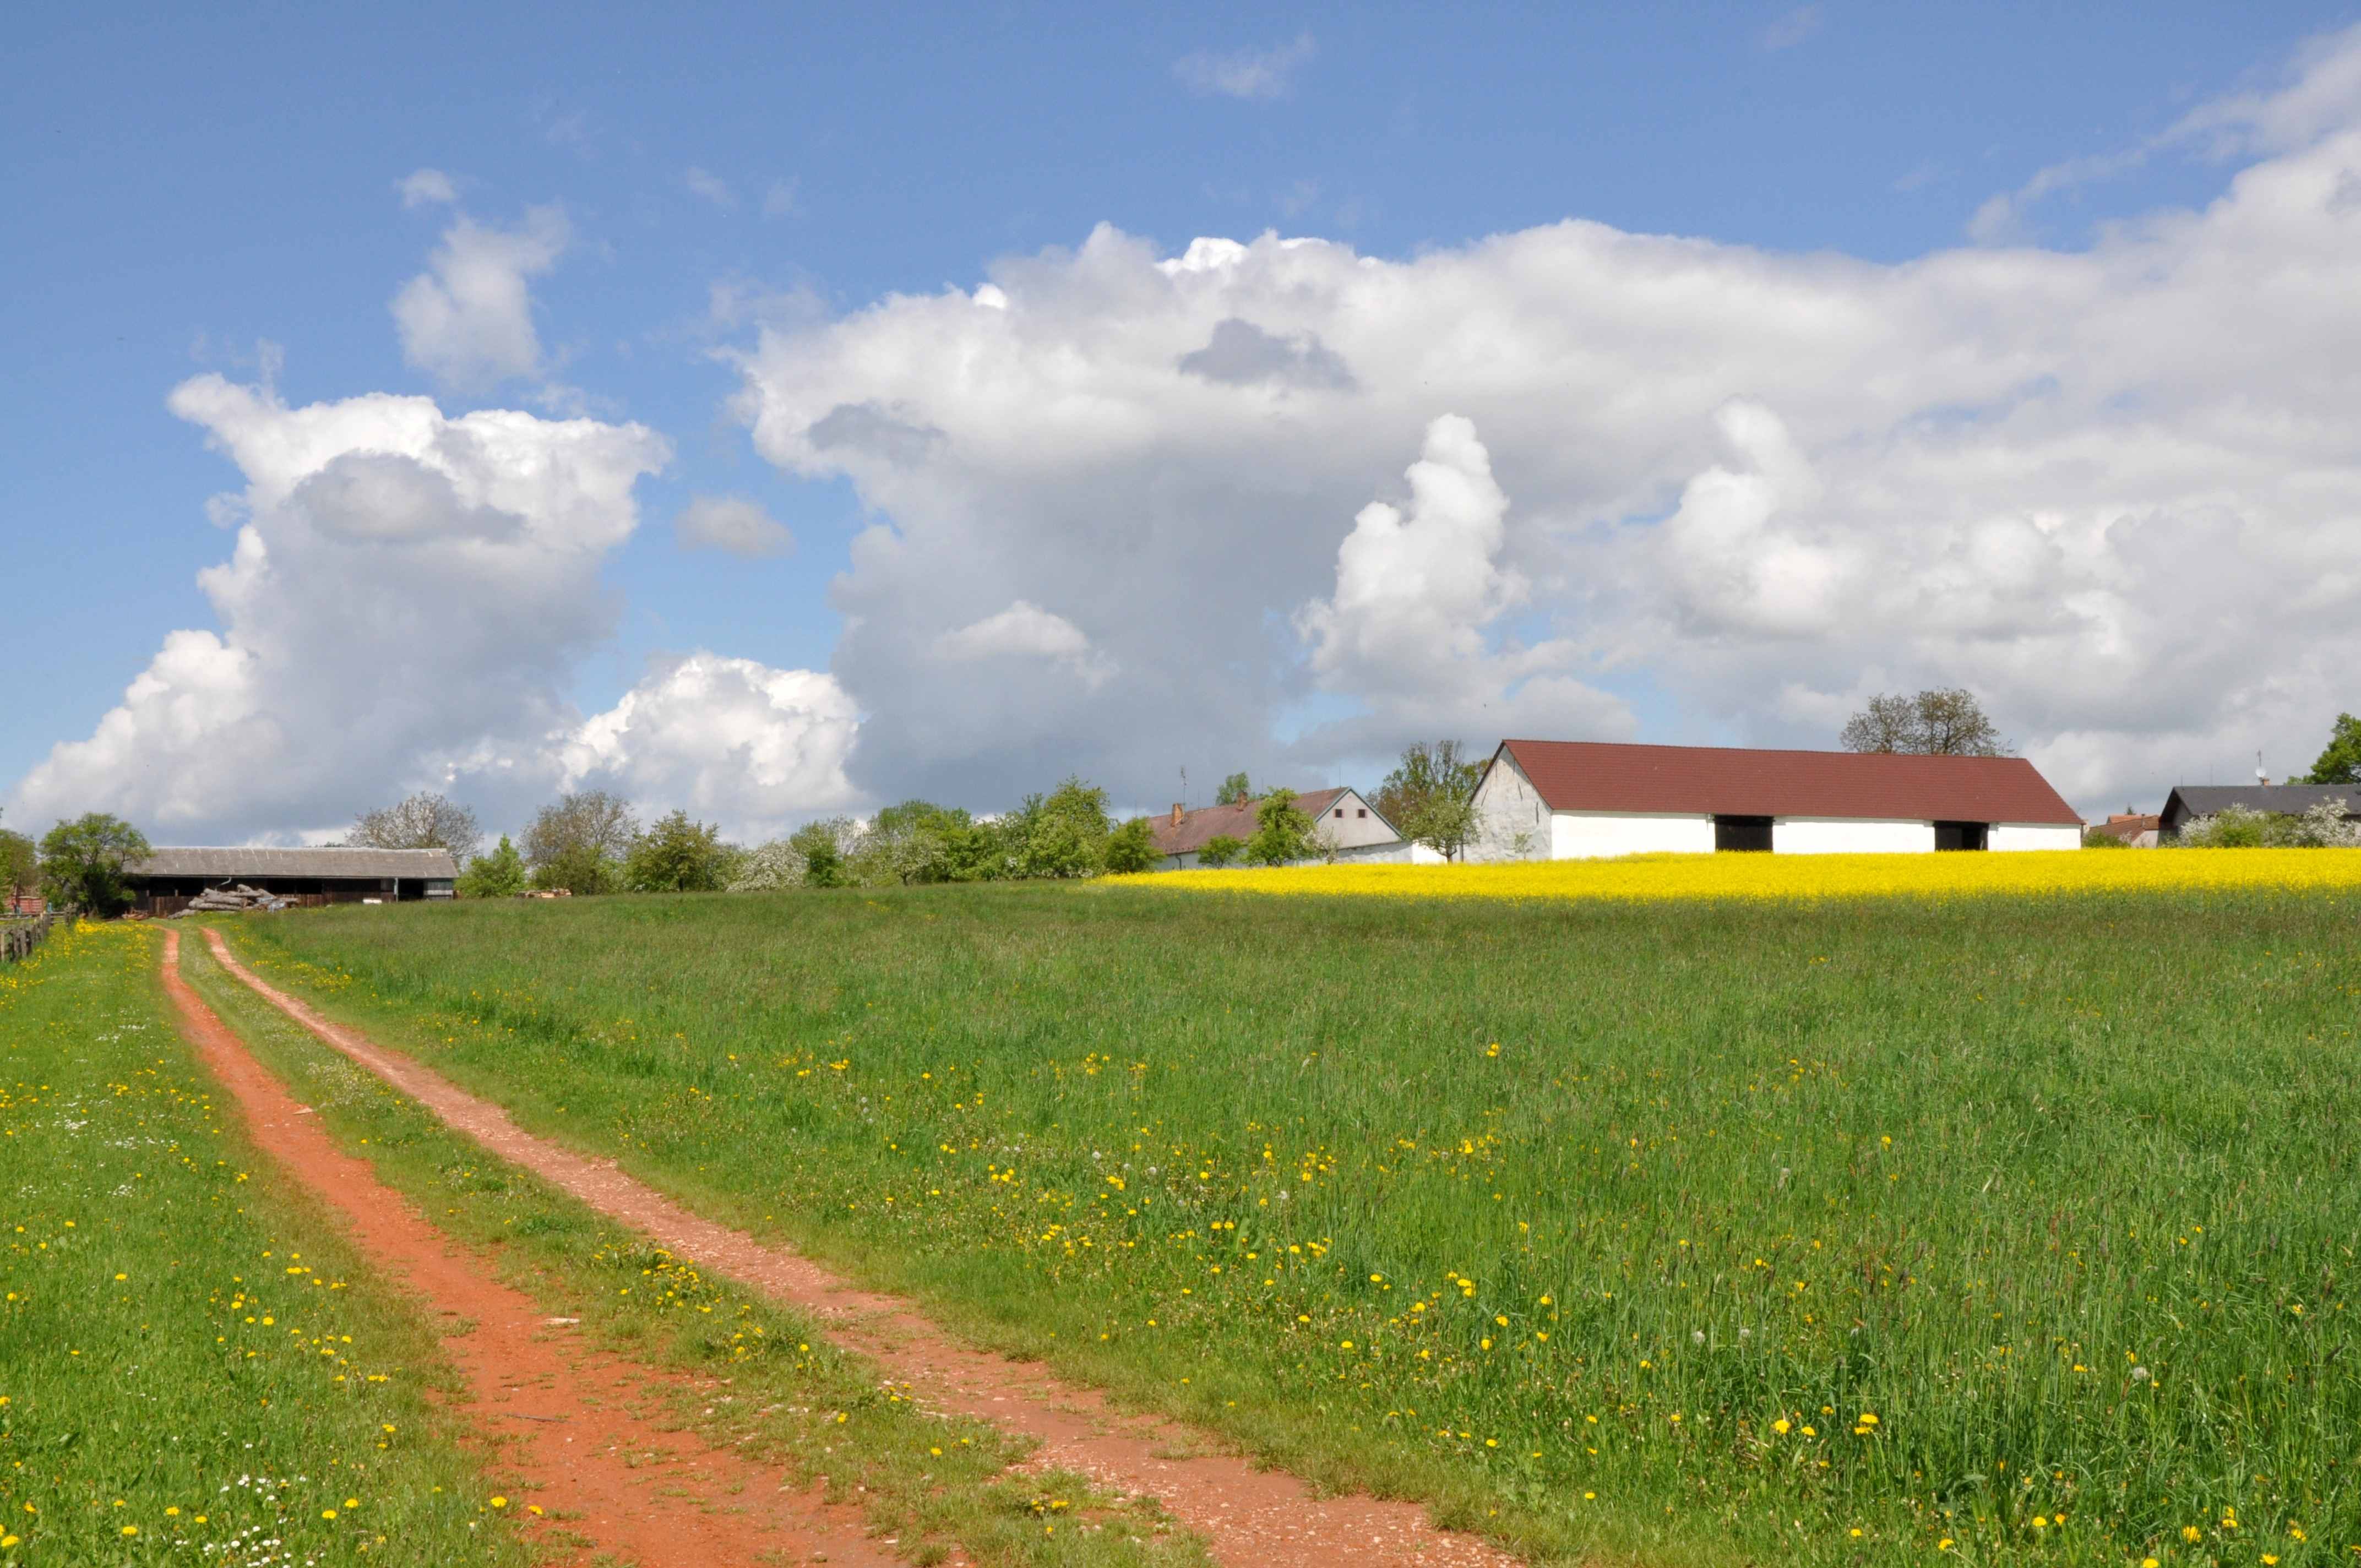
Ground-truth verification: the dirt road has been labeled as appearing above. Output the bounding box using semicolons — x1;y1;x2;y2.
163;927;912;1568
200;924;1526;1568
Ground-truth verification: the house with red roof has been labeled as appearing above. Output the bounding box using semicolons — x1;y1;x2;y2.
1149;787;1406;869
1468;739;2084;859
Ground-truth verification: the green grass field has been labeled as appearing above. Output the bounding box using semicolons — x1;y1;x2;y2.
171;923;1211;1568
0;921;530;1566
227;881;2361;1567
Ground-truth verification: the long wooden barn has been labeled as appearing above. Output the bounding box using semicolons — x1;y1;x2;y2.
126;847;458;916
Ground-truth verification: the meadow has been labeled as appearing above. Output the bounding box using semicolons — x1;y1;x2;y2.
0;921;529;1566
226;862;2361;1566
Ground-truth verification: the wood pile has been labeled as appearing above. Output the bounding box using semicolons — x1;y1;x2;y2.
171;884;292;916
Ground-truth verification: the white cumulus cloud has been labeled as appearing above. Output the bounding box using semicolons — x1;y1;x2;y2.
728;25;2361;815
561;653;859;837
391;205;570;393
935;601;1116;689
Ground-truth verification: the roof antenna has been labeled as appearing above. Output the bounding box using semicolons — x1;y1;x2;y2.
1179;766;1187;810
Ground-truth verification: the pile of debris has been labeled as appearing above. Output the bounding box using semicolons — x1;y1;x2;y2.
171;883;292;916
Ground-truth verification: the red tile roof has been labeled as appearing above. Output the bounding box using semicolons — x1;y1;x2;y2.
2087;814;2159;843
1150;788;1351;856
1494;740;2082;825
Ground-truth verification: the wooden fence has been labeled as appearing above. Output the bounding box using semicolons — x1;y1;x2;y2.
1;912;56;965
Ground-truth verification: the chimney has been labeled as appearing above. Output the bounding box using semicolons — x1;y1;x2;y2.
1170;803;1184;827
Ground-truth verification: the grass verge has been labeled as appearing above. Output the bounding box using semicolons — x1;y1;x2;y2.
0;920;529;1565
226;880;2361;1566
176;921;1211;1568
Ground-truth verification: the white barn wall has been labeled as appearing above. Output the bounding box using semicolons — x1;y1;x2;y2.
1551;812;1716;858
1468;752;1553;861
1992;824;2083;852
1772;818;1935;854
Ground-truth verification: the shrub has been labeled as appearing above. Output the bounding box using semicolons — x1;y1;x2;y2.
1195;835;1245;868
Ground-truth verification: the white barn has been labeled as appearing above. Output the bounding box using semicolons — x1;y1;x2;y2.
1468;739;2083;859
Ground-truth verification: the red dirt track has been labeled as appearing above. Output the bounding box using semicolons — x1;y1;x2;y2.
161;927;909;1568
198;925;1527;1568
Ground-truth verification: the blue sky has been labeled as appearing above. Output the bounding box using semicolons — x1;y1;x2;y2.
8;4;2361;839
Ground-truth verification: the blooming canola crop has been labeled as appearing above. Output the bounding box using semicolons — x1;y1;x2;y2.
1120;848;2361;902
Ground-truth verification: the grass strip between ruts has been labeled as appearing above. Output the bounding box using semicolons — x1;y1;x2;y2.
175;922;1214;1568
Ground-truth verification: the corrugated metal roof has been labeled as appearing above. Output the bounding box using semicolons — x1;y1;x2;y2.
2160;785;2361;829
128;847;460;879
1495;740;2082;825
1149;788;1356;856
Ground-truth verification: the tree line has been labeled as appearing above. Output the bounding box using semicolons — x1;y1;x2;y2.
10;703;2353;913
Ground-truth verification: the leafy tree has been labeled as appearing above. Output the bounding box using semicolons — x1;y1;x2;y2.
524;790;639;894
623;810;735;892
1840;689;2011;756
1243;788;1314;866
2305;712;2361;785
0;816;36;905
347;792;482;863
1215;772;1253;807
1005;777;1113;879
788;818;856;888
1102;816;1161;874
38;814;151;916
848;800;1000;886
1375;741;1485;861
455;835;529;898
1195;835;1245;868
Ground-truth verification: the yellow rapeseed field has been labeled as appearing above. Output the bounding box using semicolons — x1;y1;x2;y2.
1119;847;2361;902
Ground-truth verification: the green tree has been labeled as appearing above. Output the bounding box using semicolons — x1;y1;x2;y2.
1006;777;1114;879
788;819;855;888
1195;834;1245;868
623;810;734;892
0;815;36;905
38;814;152;916
1374;740;1485;861
1102;816;1161;874
2305;712;2361;785
455;835;529;898
1243;788;1314;866
1215;772;1253;807
848;800;1000;885
524;791;638;894
1840;689;2011;756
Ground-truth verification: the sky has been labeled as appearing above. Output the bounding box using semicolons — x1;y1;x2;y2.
7;2;2361;844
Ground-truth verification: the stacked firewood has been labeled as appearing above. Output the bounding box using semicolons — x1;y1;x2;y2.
172;883;292;916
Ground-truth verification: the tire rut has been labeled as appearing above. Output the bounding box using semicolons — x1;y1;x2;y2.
200;925;1526;1568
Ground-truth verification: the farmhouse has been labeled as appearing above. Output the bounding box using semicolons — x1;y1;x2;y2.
126;846;459;916
1468;739;2084;859
2087;812;2161;847
1149;787;1402;869
2158;784;2361;839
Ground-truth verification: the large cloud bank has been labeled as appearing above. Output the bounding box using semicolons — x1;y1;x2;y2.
735;29;2361;811
16;29;2361;843
8;378;856;842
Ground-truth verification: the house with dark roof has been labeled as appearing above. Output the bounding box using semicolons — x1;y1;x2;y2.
1468;739;2085;859
2158;784;2361;840
1148;787;1406;869
126;846;459;916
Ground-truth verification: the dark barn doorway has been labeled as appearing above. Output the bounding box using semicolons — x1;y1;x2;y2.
1933;821;1990;851
1713;814;1774;852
